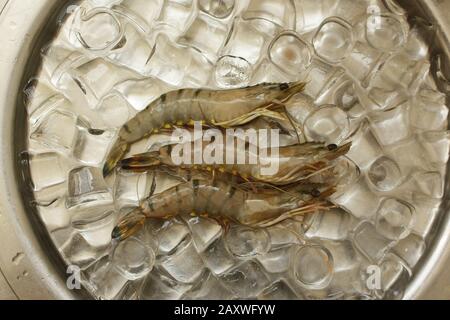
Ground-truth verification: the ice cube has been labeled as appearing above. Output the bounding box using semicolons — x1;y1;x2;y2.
71;207;116;247
156;0;196;33
31;110;78;152
29;152;67;191
269;31;313;74
375;198;414;241
161;238;205;283
97;94;134;128
107;23;156;75
243;0;296;29
140;267;192;299
214;55;252;88
365;14;407;52
113;0;163;32
73;126;115;165
219;260;270;298
391;234;425;270
257;245;292;274
182;271;236;299
70;57;138;108
114;170;153;208
61;233;110;269
304;105;350;144
410;193;440;238
201;237;238;275
37;198;71;232
199;0;235;19
224;224;270;258
290;244;334;289
250;58;292;84
332;176;381;220
178;13;229;63
367;156;402;192
410;88;448;131
345;121;383;169
369;103;411;146
113;236;156;280
66;166;113;209
157;220;190;255
221;18;269;65
258;280;299;300
303;208;353;241
73;7;123;51
373;254;410;299
183;216;222;252
342;41;386;88
113;77;173;112
353;222;393;262
313;17;353;64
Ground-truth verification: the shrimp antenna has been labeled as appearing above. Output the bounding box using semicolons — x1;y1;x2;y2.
269;99;305;145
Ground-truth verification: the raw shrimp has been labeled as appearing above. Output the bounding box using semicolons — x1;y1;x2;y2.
111;169;335;241
119;141;352;186
103;81;306;176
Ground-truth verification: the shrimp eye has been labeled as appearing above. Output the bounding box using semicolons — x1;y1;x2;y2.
279;83;289;90
327;144;338;151
311;189;321;197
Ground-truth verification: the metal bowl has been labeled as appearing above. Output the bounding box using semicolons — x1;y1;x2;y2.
0;0;448;299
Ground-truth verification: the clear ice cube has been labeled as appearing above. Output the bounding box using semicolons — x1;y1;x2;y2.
365;14;407;53
410;88;448;131
182;271;236;299
73;126;115;165
290;244;334;290
113;0;163;33
257;245;292;274
304;105;349;144
367;156;402;192
107;23;156;75
243;0;296;30
258;280;299;300
303;208;353;241
37;198;71;231
67;166;113;209
392;234;426;270
219;260;270;298
178;13;229;63
375;198;414;241
184;216;222;252
353;222;393;262
214;55;252;88
31;110;78;152
369;103;411;146
140;267;191;299
199;0;235;19
225;225;271;258
113;236;156;280
161;238;205;283
157;220;190;255
29;152;67;191
221;18;269;65
71;207;116;247
269;31;313;74
313;17;353;64
73;7;124;51
201;238;238;275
